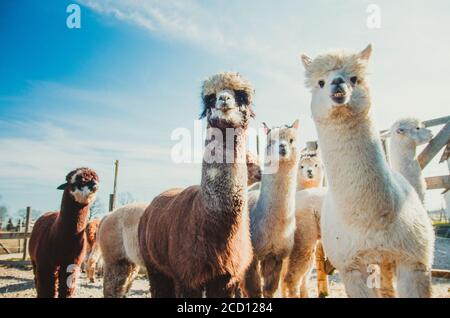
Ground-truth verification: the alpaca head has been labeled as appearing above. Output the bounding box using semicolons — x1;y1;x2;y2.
200;72;255;129
387;118;433;147
57;168;99;205
263;120;300;168
301;44;372;123
298;152;323;187
246;152;262;185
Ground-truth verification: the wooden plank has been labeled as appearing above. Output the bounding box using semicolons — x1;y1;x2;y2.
0;242;11;254
0;232;31;240
423;115;450;128
425;175;450;190
418;121;450;169
431;269;450;279
22;207;31;260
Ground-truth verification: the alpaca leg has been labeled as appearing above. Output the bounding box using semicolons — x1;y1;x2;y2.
396;262;432;298
147;266;176;298
205;274;234;298
35;264;58;298
260;255;283;298
283;247;315;298
103;259;137;298
58;263;80;298
340;264;378;298
315;242;329;298
242;258;262;298
379;260;396;298
123;266;140;295
299;274;310;298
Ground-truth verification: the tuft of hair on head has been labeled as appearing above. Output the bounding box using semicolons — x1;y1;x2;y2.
57;167;99;190
199;72;255;119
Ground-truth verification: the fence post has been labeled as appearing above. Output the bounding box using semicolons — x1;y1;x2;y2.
22;207;31;261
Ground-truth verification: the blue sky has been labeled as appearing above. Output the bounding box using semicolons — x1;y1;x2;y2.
0;0;449;216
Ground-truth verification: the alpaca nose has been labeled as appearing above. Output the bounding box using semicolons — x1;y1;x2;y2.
332;77;345;86
219;94;231;102
279;144;287;156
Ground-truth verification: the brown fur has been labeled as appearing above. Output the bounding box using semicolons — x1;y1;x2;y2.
29;168;99;298
138;72;254;298
246;152;261;186
84;219;102;283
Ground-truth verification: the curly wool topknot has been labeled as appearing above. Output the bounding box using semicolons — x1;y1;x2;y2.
201;72;255;105
303;51;369;89
66;167;99;184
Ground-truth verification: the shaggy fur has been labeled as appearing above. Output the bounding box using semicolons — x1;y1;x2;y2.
98;203;148;297
243;121;300;298
138;72;254;298
385;118;433;203
282;149;329;298
302;45;434;298
29;168;99;298
84;219;102;283
247;152;262;186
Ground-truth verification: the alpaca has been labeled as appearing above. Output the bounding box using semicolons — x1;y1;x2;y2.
301;44;435;297
242;121;300;298
384;118;433;203
282;150;329;298
247;152;262;186
98;203;148;297
138;72;254;298
84;218;103;283
29;168;99;298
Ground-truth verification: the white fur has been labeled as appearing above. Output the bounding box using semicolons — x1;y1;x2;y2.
71;186;97;205
304;45;434;298
386;118;433;203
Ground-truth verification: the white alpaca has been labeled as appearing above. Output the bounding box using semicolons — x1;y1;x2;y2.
282;150;329;298
243;121;300;298
98;203;148;297
301;44;434;298
384;118;433;203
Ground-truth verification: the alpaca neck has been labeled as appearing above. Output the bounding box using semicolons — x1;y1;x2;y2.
257;162;297;224
389;139;425;202
315;112;398;221
57;191;90;236
200;127;248;236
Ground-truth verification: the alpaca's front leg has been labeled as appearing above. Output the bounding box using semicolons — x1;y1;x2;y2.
58;262;79;298
260;255;283;298
396;262;432;298
315;242;329;298
35;264;58;298
242;258;262;297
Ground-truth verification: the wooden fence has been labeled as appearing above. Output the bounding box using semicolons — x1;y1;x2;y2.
0;207;31;260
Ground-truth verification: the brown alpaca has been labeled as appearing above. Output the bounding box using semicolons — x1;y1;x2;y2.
246;152;262;186
85;218;102;283
29;168;99;298
138;72;255;298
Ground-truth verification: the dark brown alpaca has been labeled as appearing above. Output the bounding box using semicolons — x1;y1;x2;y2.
29;168;99;298
138;72;255;298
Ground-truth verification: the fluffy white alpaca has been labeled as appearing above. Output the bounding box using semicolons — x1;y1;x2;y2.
243;121;300;298
297;151;324;190
301;44;434;298
98;203;148;297
384;118;433;203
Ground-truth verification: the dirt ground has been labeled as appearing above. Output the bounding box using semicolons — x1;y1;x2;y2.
1;237;449;298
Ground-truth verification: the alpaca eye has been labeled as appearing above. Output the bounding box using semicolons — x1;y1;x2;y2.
315;164;318;167
350;76;358;84
300;165;304;169
318;80;325;88
416;127;420;130
234;90;249;106
289;139;294;144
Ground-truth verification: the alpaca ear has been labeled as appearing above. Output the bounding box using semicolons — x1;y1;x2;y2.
262;122;270;135
359;44;373;61
57;183;68;190
380;130;391;139
300;54;313;69
291;119;300;130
